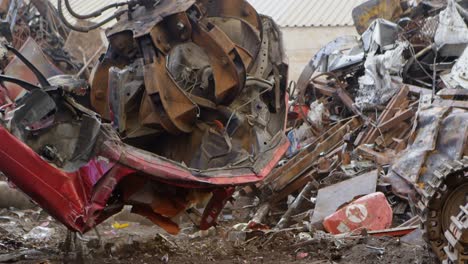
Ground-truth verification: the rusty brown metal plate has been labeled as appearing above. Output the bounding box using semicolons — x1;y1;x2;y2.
143;56;197;134
191;21;245;104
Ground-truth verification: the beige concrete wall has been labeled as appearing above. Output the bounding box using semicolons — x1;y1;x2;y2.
280;26;359;83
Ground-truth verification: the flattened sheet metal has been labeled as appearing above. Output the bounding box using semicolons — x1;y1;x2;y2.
391;107;449;183
386;107;468;199
419;108;468;183
310;170;378;225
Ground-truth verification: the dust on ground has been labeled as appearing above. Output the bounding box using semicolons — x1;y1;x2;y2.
0;208;437;264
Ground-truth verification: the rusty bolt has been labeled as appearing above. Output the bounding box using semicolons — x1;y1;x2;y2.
176;22;185;31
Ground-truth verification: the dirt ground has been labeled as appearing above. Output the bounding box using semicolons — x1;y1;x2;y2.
0;207;438;264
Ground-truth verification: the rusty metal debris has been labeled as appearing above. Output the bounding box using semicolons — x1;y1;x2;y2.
233;1;468;263
0;0;289;237
0;0;468;263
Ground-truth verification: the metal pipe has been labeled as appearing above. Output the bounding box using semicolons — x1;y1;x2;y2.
63;0;127;19
57;0;125;32
5;44;50;87
245;76;274;90
0;75;41;91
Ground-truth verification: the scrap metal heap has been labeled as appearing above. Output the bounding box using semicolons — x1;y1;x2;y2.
2;0;468;262
0;0;77;70
241;1;468;263
0;0;289;235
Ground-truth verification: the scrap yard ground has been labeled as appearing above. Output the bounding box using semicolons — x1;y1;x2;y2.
0;207;436;263
0;0;467;263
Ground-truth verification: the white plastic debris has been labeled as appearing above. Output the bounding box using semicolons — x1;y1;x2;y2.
307;101;327;128
287;195;295;206
161;253;169;263
298;232;312;241
232;223;248;231
407;0;420;7
188;226;216;239
23;226;55;241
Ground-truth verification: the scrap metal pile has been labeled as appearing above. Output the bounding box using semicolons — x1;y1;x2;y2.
239;0;468;263
0;0;468;262
0;0;289;237
0;0;77;69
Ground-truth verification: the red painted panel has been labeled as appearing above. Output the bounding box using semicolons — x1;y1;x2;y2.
323;192;393;234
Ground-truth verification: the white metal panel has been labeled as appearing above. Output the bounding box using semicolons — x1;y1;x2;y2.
247;0;367;27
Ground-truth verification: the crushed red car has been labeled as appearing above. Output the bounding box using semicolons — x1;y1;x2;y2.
0;0;289;235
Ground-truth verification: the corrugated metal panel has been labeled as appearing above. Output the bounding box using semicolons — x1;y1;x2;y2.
50;0;365;28
247;0;367;27
50;0;121;27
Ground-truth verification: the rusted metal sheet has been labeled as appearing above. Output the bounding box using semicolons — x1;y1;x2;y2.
143;58;198;134
190;20;246;105
384;107;468;200
270;117;362;191
240;2;468;262
0;0;290;236
391;107;450;184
